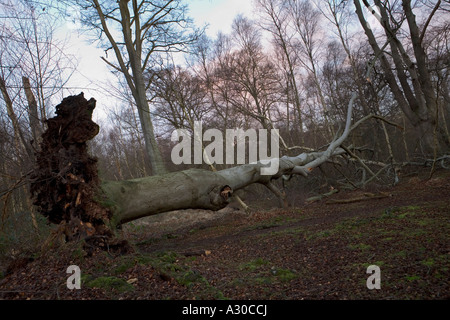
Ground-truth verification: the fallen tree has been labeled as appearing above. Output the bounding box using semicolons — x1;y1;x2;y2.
30;91;398;246
102;93;359;226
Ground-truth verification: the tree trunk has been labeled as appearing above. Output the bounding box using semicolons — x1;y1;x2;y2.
119;0;167;176
101;148;345;226
133;86;167;175
0;76;33;159
23;76;43;146
354;0;449;153
92;0;167;176
31;92;356;247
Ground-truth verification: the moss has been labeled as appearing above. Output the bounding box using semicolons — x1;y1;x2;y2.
238;258;297;285
393;250;408;258
94;193;117;210
230;278;245;287
135;254;154;266
308;230;333;240
85;276;134;293
255;277;272;285
71;246;86;261
113;258;135;275
156;251;179;264
274;268;297;282
81;273;94;286
163;233;178;239
239;258;269;271
421;258;435;267
405;275;421;282
135;237;160;246
416;219;433;227
177;269;205;287
132;251;225;298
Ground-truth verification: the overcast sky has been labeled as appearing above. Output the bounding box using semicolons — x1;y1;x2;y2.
188;0;255;37
61;0;256;122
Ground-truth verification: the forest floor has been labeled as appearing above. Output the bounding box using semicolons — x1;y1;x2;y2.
0;169;449;300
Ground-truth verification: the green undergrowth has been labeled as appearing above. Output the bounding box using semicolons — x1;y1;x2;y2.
237;258;298;287
147;251;226;299
83;275;134;294
235;203;449;298
262;204;446;241
80;250;226;299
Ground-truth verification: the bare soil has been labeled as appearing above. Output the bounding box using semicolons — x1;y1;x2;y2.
0;169;449;300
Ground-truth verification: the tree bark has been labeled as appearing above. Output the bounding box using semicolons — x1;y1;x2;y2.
355;0;449;153
0;76;33;159
101;147;347;226
92;0;167;175
23;76;43;145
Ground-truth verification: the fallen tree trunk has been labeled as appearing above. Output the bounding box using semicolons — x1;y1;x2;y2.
325;192;390;205
102;148;346;226
101;94;357;226
30;91;357;242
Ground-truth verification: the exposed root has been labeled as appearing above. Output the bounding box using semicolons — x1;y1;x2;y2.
29;93;129;252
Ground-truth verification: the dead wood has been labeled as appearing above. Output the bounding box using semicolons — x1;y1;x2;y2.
325;192;391;204
305;188;339;203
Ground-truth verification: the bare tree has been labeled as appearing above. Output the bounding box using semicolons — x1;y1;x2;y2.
0;0;77;234
319;0;397;163
354;0;450;154
215;15;281;131
256;0;305;140
152;65;211;131
424;20;450;145
66;0;203;175
288;0;335;138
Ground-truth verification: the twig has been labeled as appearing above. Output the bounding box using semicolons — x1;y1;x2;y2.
349;113;403;134
305;188;339;203
265;181;287;208
341;145;377;178
0;174;30;227
362;164;391;186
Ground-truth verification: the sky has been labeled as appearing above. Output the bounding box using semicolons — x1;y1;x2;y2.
188;0;255;37
61;0;256;122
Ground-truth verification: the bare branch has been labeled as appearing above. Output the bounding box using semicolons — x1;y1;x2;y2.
420;0;442;44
